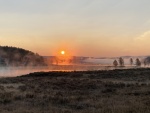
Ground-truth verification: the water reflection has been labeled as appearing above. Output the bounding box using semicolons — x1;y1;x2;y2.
0;65;138;77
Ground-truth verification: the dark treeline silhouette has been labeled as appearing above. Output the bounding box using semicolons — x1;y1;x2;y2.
113;57;142;67
0;46;46;66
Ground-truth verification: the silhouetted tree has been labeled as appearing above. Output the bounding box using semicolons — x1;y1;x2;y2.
144;57;150;66
130;58;133;66
144;59;147;66
118;57;124;66
135;58;141;66
0;57;6;66
113;60;118;67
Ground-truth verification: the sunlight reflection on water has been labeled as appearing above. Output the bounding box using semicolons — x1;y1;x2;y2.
0;65;138;77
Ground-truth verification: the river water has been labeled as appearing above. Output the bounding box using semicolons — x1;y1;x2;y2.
0;65;139;77
0;58;145;77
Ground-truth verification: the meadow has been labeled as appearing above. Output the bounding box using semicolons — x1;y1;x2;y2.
0;68;150;113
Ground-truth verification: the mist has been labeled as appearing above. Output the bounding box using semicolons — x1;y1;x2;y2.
0;57;147;77
0;66;118;77
0;46;147;77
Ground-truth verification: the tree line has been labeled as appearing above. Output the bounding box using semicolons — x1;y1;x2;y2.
0;46;47;66
113;57;150;67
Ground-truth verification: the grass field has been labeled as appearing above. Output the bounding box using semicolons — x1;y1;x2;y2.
0;68;150;113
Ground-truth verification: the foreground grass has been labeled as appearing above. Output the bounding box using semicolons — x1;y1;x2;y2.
0;68;150;113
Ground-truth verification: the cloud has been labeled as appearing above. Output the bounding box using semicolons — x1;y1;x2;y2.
131;30;150;55
135;30;150;41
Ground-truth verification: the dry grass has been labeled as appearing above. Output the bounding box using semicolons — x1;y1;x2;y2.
0;68;149;112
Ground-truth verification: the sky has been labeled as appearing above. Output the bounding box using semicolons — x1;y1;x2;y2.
0;0;150;57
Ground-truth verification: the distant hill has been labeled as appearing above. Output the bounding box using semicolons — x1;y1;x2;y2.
0;46;46;66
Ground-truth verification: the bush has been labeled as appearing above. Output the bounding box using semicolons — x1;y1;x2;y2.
18;85;27;92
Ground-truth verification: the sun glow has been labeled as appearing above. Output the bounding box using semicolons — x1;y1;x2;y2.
61;50;65;55
49;48;74;65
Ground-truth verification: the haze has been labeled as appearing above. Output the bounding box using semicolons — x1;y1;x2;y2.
0;0;150;57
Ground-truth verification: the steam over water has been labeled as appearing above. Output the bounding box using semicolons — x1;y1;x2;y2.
0;65;132;77
0;58;145;77
0;66;102;77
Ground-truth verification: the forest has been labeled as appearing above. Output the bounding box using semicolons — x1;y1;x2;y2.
0;46;46;66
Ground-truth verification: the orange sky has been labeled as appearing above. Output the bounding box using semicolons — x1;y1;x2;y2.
1;0;150;57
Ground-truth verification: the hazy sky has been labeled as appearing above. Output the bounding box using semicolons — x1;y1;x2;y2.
0;0;150;57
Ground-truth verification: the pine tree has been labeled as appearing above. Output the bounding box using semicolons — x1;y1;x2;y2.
113;60;118;67
0;57;6;66
130;58;133;66
135;58;141;66
119;57;124;67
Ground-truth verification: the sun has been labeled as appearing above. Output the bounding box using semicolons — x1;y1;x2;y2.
61;50;65;55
